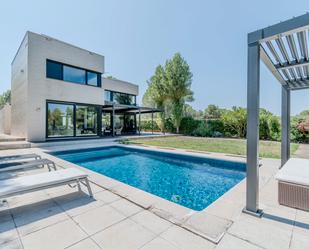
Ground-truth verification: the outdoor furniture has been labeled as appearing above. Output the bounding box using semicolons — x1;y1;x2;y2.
0;158;57;173
0;153;41;162
275;158;309;211
0;168;93;200
115;127;123;135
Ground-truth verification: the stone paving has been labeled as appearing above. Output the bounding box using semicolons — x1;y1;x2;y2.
0;143;308;249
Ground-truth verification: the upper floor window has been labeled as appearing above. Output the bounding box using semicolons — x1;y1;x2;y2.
104;90;136;105
63;65;85;84
46;59;101;87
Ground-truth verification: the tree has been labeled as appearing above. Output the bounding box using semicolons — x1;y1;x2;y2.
222;106;247;137
204;104;222;119
145;65;169;131
0;90;11;108
165;53;193;133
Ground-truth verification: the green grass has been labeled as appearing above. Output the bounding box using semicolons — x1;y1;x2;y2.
120;136;299;159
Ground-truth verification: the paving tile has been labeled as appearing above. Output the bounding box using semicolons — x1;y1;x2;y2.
73;205;126;235
151;198;193;224
141;237;178;249
131;210;172;234
127;189;158;209
182;211;232;243
290;229;309;249
21;219;87;249
0;218;19;245
109;198;142;217
1;239;23;249
216;233;263;249
94;190;121;204
228;213;293;249
161;225;215;249
12;199;69;236
53;191;105;217
67;238;101;249
92;218;156;249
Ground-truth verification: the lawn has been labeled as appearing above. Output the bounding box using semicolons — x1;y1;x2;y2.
120;136;299;159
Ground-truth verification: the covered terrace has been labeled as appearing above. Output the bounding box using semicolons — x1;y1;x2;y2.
245;13;309;216
102;101;162;137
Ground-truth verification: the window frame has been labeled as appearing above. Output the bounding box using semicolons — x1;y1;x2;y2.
104;90;136;105
46;100;101;139
46;59;102;87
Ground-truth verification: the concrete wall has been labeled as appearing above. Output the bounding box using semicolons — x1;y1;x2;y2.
11;31;139;142
0;104;11;134
11;33;28;138
26;32;106;141
102;78;138;96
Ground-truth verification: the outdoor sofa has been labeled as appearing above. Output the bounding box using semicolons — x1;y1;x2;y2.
275;158;309;211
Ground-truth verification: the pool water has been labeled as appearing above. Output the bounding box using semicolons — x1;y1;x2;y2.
53;146;246;211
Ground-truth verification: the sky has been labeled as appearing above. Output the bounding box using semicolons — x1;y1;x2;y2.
1;0;309;115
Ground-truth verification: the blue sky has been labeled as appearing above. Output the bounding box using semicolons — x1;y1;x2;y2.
1;0;309;115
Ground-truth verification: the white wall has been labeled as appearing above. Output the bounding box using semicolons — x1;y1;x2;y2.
11;33;28;138
102;78;138;96
0;104;11;134
26;32;105;141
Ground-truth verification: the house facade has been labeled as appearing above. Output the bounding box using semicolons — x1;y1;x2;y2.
10;31;149;142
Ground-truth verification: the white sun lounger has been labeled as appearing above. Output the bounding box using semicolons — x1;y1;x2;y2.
0;153;41;162
275;158;309;211
0;158;57;173
0;168;93;200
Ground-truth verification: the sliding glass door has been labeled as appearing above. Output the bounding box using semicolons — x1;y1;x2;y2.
76;105;98;136
47;101;100;138
47;103;74;137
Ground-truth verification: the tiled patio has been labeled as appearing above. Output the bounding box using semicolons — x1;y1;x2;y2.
0;143;308;249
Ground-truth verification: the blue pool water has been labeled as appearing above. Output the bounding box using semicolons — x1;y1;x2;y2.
53;146;246;211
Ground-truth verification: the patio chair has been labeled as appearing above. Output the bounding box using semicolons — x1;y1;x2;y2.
275;158;309;211
0;158;57;173
0;153;41;162
115;127;123;135
0;168;93;200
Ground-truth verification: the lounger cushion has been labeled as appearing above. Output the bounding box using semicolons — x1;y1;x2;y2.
275;158;309;186
0;168;88;197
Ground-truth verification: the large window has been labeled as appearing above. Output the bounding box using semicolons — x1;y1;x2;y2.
104;90;136;105
46;60;101;87
63;65;86;84
47;103;74;137
76;105;98;136
47;101;99;138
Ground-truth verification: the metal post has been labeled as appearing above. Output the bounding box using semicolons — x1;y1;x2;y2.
151;110;154;134
112;104;115;137
139;108;141;135
243;41;263;217
281;87;290;167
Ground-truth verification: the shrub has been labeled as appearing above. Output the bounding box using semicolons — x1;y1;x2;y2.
179;117;199;135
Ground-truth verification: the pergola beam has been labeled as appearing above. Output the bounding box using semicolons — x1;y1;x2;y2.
248;13;309;44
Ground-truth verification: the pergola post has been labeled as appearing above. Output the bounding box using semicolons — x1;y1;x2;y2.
139;108;141;135
151;109;154;134
112;103;115;137
244;41;263;217
281;86;291;167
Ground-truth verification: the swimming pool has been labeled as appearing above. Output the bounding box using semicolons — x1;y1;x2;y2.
52;146;246;211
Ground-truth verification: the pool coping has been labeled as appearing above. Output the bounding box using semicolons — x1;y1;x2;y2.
37;144;248;244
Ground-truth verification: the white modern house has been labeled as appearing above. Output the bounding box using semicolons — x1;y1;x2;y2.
5;31;158;142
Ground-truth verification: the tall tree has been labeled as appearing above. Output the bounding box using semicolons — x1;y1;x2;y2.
165;53;193;133
145;65;169;131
